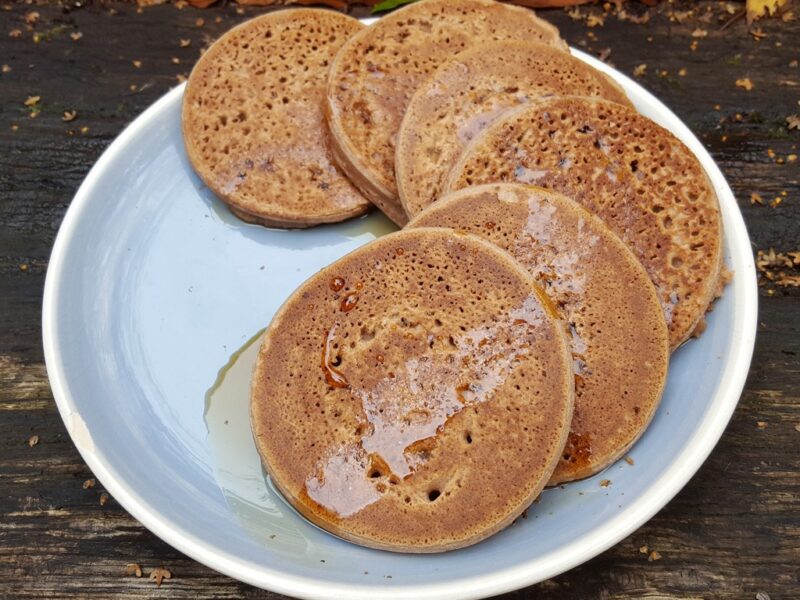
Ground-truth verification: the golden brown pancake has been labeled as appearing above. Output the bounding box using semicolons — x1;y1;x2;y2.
408;184;669;484
250;228;574;552
326;0;566;226
397;40;631;218
182;10;370;228
445;97;724;349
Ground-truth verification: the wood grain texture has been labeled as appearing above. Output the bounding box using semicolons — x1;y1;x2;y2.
0;1;798;598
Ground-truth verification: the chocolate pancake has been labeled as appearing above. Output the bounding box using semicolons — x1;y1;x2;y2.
182;10;370;228
326;0;566;226
397;40;631;219
250;228;574;552
445;97;725;349
408;184;669;483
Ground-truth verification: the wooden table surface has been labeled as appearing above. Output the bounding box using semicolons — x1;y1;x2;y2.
1;1;798;598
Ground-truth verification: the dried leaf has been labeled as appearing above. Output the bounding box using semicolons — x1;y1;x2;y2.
28;435;39;447
746;0;789;24
126;563;143;577
787;114;800;130
25;11;39;24
132;60;142;69
648;550;662;562
179;38;191;47
70;31;83;41
633;63;647;77
149;566;172;587
586;13;605;27
82;478;95;489
639;544;649;554
24;95;40;107
599;479;611;487
62;110;77;122
751;192;764;205
1;64;10;73
736;78;754;91
9;29;22;38
691;28;708;38
99;492;110;505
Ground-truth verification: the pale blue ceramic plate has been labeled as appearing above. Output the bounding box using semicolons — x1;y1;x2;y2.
42;49;757;599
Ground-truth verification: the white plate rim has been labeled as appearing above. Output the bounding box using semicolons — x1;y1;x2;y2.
41;49;758;600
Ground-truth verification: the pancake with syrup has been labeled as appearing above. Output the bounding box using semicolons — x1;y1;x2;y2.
182;10;369;228
250;228;574;551
326;0;566;225
444;96;725;349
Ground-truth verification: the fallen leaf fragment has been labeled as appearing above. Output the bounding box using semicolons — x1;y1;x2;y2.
648;550;662;562
633;64;647;77
1;64;9;73
62;110;77;122
586;14;605;27
126;563;143;577
691;28;708;38
25;11;39;24
82;478;95;489
757;421;768;429
624;456;635;465
746;0;789;24
149;566;172;587
132;60;142;69
599;479;611;488
179;38;191;47
9;28;22;38
736;78;754;91
639;544;648;554
28;435;39;447
787;114;800;130
24;95;40;107
99;492;110;505
751;192;764;205
70;31;83;41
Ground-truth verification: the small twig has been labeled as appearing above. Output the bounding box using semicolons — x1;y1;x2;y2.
719;8;745;32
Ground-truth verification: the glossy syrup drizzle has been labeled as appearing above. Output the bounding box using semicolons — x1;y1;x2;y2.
304;294;547;517
321;325;349;389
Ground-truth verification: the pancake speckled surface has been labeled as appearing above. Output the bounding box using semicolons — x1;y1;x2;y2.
397;40;631;219
326;0;566;226
409;184;669;483
182;10;370;228
445;97;725;349
250;228;574;552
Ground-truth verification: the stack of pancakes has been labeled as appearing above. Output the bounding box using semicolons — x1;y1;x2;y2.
182;0;727;552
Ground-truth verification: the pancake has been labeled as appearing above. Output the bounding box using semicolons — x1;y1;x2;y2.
408;184;669;484
250;228;574;552
444;96;725;349
397;40;632;219
182;10;370;228
326;0;566;226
